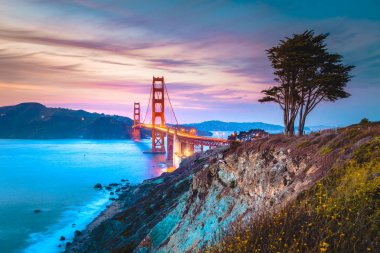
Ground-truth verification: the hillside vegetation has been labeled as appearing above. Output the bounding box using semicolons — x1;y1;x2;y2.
207;122;380;253
0;103;135;139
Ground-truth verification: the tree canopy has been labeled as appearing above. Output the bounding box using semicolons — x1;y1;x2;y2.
259;30;354;136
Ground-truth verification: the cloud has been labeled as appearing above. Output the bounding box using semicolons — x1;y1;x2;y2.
92;59;135;66
147;58;199;68
0;51;84;85
0;28;132;54
0;0;379;125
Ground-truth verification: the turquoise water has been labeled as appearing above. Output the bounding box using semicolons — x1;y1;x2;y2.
0;139;166;253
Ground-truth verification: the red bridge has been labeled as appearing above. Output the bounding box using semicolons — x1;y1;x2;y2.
132;76;229;167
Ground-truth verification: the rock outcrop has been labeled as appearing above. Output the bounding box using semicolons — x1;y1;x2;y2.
66;123;378;253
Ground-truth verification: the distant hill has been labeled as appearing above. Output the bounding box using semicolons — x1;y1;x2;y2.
183;120;284;133
306;125;336;131
183;120;334;134
0;103;135;139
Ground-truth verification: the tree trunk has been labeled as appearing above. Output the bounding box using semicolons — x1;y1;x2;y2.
299;111;308;136
298;119;304;136
288;118;295;136
298;112;304;136
283;110;289;135
298;96;305;136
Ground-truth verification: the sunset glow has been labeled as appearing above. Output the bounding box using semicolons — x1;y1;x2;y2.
0;0;379;125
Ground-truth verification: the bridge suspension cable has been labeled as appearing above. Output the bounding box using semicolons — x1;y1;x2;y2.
142;86;153;124
164;82;179;126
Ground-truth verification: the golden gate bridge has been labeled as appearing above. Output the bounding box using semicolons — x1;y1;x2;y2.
132;76;229;167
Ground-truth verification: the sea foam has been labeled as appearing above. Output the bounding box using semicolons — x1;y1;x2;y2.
23;193;110;253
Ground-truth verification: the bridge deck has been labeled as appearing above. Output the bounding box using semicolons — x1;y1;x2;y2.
134;123;229;145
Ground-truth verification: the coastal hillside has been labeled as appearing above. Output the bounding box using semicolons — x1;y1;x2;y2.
66;121;379;253
183;120;332;134
0;103;135;139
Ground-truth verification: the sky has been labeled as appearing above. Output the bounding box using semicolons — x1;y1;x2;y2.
0;0;379;126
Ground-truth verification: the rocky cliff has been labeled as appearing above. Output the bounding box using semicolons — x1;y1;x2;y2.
66;122;379;253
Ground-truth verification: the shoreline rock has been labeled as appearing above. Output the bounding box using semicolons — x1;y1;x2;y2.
93;183;102;189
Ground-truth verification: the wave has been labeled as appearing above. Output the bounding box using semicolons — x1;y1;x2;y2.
23;192;111;253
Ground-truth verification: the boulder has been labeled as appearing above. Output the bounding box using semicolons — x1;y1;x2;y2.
94;183;102;189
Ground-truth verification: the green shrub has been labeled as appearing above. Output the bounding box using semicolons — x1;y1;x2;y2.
298;140;311;148
360;118;370;125
353;136;380;164
320;146;332;155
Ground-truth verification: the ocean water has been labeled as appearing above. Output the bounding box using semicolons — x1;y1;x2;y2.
0;139;166;253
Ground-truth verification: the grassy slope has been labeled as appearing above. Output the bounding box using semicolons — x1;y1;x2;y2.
207;122;380;253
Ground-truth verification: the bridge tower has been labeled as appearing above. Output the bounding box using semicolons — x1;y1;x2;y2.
151;76;166;153
132;102;141;140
